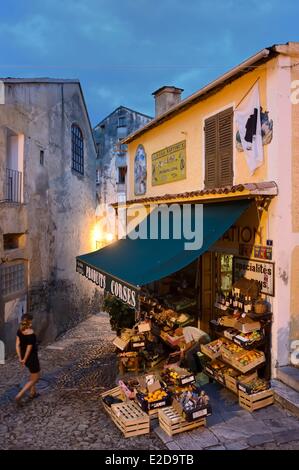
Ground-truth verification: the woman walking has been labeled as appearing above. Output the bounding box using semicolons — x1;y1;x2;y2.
15;313;40;404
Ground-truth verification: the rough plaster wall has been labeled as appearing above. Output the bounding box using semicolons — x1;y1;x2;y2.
290;245;299;341
0;82;99;353
94;108;151;206
290;58;299;343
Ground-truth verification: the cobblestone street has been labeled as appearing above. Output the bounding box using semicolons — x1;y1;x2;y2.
0;313;299;450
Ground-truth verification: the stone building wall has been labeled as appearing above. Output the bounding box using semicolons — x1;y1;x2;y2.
0;80;99;354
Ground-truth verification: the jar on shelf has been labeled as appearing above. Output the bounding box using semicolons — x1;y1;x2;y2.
254;296;268;315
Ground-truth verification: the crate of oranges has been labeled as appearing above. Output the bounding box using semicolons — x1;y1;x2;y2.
136;387;172;412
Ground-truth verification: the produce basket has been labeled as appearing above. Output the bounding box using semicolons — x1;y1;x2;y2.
232;350;265;373
201;338;229;360
136;389;172;413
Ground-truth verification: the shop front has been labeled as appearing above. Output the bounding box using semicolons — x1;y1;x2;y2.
76;190;278;435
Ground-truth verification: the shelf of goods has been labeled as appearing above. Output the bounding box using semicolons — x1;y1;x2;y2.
201;335;273;412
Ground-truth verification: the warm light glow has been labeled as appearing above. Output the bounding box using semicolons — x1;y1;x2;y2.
93;224;102;246
106;232;114;242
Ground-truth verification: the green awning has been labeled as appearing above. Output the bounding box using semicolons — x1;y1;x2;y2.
76;200;251;308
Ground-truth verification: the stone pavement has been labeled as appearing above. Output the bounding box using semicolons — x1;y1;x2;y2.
1;312;299;450
0;313;164;450
154;381;299;450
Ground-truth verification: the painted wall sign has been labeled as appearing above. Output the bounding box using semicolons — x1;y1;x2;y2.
134;144;147;195
233;257;274;296
76;259;139;308
152;140;186;186
239;244;272;260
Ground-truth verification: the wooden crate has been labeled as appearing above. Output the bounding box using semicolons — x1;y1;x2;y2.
100;386;124;416
224;373;239;394
239;389;274;412
232;352;265;374
201;340;223;360
158;406;206;436
110;401;150;438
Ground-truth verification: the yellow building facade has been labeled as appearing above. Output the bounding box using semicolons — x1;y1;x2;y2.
124;43;299;375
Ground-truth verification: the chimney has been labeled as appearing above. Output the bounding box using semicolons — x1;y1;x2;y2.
152;86;184;117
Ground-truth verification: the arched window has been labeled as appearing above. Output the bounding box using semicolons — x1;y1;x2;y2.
71;124;84;175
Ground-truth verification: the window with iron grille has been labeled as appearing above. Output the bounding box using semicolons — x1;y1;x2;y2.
71;124;84;175
0;263;25;296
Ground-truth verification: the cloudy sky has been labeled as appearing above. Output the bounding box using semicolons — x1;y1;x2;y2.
0;0;298;125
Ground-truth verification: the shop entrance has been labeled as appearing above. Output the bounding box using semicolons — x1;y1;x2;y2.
199;252;234;335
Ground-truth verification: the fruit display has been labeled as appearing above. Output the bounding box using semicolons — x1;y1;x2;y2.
162;366;195;386
238;377;271;395
201;338;230;359
204;359;226;377
220;342;245;360
232;350;265;373
173;389;212;422
144;389;168;403
233;330;263;347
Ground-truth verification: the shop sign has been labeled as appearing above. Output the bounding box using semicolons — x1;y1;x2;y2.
152;140;186;186
239;244;272;260
76;259;139;308
233;257;275;296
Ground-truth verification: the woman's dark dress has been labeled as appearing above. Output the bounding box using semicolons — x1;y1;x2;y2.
17;330;40;373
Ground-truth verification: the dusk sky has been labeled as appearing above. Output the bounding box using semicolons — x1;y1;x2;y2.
0;0;298;125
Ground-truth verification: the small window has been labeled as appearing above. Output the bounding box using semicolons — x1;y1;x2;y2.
71;124;84;175
118;167;127;184
118;116;126;127
0;262;25;296
3;233;21;250
40;150;44;165
118;138;127;153
96;169;100;185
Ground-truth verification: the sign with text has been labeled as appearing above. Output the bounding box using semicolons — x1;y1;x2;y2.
234;257;274;296
152;140;186;186
76;259;139;309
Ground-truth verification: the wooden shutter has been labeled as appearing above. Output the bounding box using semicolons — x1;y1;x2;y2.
204;115;217;188
218;108;233;186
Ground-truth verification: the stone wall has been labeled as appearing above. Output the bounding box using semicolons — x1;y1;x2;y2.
0;81;98;354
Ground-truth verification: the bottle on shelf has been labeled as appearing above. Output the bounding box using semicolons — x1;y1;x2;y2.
244;296;248;314
248;296;253;313
238;294;244;312
233;294;238;308
225;294;230;307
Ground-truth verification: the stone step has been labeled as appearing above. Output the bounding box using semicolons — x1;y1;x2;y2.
277;366;299;393
272;379;299;418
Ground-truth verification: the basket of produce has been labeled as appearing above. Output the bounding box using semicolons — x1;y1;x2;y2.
233;330;264;349
162;366;196;387
220;342;246;361
136;388;172;412
204;359;226;378
237;377;271;395
130;334;146;349
172;390;212;422
201;337;230;360
232;350;265;373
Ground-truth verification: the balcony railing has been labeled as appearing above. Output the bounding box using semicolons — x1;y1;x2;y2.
5;168;22;203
